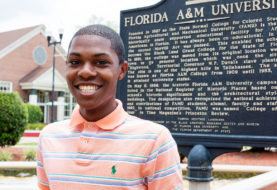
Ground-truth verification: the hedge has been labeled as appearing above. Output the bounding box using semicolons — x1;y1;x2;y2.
26;123;46;130
26;104;43;123
0;92;28;147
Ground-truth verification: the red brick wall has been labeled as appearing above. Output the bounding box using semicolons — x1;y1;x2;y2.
0;32;66;102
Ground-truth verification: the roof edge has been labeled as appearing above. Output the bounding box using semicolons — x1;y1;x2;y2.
0;25;44;59
0;25;66;60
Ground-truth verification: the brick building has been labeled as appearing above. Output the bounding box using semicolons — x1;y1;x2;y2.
0;25;75;123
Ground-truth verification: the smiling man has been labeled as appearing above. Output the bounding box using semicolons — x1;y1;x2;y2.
36;25;184;190
65;31;127;122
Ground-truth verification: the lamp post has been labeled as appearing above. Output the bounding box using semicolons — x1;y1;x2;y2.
47;31;63;123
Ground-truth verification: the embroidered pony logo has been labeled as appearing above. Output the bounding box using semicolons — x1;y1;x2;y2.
111;164;117;175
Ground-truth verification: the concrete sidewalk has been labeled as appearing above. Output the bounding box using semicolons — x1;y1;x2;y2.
18;137;38;144
0;161;36;169
0;176;38;190
0;185;39;190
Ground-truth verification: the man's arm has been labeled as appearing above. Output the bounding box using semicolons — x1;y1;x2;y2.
36;139;50;190
144;128;184;190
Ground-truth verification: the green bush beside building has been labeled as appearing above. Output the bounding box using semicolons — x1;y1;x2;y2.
0;92;28;147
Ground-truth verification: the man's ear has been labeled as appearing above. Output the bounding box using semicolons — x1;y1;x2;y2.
118;61;128;80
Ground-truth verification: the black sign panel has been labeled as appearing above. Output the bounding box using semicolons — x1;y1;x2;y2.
118;0;277;148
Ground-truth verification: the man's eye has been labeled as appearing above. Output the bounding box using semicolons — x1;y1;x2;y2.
68;60;81;65
96;60;109;65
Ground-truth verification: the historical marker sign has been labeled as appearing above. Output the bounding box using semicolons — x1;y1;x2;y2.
118;0;277;148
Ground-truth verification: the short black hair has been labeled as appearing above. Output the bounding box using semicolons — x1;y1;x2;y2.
68;24;125;64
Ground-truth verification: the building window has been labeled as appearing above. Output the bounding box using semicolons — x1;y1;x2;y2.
37;91;46;103
0;81;12;92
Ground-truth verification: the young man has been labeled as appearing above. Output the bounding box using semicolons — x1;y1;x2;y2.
37;25;184;190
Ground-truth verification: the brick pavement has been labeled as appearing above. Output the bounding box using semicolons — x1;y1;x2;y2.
213;151;277;166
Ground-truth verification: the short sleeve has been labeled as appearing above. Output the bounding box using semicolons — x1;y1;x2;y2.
143;128;184;190
36;137;50;190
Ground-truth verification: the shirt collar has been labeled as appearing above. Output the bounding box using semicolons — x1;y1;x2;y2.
69;99;128;130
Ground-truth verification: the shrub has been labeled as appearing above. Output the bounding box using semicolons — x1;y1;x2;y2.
0;151;13;161
24;148;36;161
26;123;46;130
26;104;43;123
0;92;28;147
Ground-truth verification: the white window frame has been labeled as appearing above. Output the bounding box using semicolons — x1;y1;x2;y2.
0;81;12;92
37;90;45;103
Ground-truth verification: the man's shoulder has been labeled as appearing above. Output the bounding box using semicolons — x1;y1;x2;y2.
124;114;168;134
40;120;71;134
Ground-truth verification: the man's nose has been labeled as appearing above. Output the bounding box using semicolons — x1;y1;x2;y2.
78;62;97;79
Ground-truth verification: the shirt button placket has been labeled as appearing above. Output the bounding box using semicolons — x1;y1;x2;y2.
82;123;92;144
87;123;93;128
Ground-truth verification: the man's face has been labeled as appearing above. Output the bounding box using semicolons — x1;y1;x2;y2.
66;35;127;121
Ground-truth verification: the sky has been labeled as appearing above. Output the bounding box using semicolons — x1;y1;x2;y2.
0;0;160;49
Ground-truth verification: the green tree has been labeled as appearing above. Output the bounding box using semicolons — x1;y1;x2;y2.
0;92;28;147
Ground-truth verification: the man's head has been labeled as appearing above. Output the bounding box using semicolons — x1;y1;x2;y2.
68;24;125;64
66;24;128;121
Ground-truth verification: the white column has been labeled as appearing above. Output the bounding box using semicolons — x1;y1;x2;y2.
69;93;73;116
29;89;37;105
57;92;65;121
44;92;49;123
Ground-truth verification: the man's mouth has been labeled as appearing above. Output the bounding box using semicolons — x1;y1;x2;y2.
78;85;99;93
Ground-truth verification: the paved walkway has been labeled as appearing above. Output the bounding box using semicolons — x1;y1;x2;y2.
213;151;277;166
0;176;38;190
